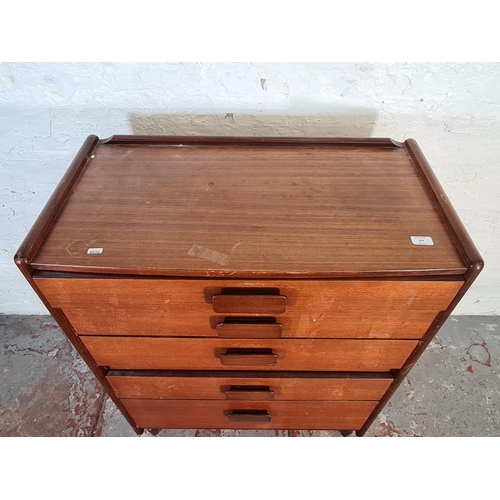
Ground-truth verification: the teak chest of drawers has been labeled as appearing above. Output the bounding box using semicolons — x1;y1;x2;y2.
15;135;483;436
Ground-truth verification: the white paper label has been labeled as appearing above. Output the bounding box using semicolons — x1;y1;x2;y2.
411;236;434;246
87;247;103;254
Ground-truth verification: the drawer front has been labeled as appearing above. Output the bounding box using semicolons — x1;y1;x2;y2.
36;278;461;339
107;372;393;401
121;399;378;430
81;337;417;371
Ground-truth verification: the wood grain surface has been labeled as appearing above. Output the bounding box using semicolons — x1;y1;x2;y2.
31;143;465;276
80;337;417;371
36;278;462;338
121;399;378;430
106;373;393;401
216;322;283;338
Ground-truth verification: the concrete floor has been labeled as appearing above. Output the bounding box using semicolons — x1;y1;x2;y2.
1;315;499;437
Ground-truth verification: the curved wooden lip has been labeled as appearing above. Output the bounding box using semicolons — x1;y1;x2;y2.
16;134;475;279
99;135;404;147
30;263;467;279
14;135;99;272
404;138;484;270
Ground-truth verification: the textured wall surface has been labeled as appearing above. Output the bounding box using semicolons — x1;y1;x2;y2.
1;62;498;314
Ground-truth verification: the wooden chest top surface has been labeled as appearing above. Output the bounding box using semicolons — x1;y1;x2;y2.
31;137;465;277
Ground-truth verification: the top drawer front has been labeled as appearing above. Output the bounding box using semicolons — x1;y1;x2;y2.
35;278;461;339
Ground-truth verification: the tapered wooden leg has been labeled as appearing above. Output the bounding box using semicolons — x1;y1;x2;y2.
149;429;161;436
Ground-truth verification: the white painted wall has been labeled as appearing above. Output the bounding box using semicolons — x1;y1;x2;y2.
1;62;498;315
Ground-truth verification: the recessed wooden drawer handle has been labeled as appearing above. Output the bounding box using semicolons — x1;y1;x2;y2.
225;386;275;400
217;322;282;338
219;348;278;366
227;410;271;423
212;294;287;314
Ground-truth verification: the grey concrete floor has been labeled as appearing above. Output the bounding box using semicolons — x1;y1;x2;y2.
1;315;499;437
